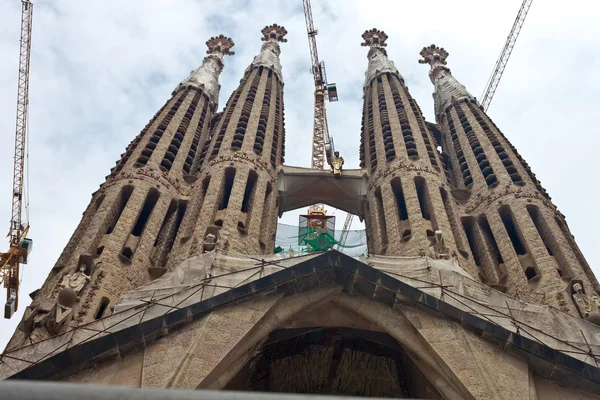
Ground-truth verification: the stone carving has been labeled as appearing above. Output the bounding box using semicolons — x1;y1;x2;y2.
368;161;438;190
330;151;344;178
209;151;273;174
61;264;91;295
571;282;600;319
203;227;220;254
46;287;77;335
104;168;191;196
428;230;450;260
464;186;555;213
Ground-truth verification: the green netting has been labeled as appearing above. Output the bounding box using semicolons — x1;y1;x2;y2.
275;223;368;257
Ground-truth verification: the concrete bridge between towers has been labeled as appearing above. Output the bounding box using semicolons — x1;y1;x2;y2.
277;166;368;220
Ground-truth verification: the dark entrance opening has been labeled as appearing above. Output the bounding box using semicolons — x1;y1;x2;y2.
225;327;442;398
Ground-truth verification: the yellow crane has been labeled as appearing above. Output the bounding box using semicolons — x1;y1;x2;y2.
0;0;34;319
301;0;338;233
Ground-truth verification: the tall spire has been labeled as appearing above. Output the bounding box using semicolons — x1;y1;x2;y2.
250;24;288;80
418;44;475;121
361;28;401;86
174;34;235;107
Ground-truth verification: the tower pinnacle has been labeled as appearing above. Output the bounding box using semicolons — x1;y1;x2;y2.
252;24;287;80
173;34;235;106
418;44;449;83
361;28;401;86
261;23;288;43
418;44;474;121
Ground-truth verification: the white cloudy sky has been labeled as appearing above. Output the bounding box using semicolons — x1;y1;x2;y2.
0;0;599;348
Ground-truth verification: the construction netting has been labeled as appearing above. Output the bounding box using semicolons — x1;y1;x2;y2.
275;222;368;256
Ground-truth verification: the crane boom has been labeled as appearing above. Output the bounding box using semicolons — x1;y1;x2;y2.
1;0;33;318
480;0;533;111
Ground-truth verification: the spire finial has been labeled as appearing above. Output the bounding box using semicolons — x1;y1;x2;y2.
205;34;235;57
360;28;400;85
418;44;448;66
361;28;388;48
261;24;288;43
172;34;235;103
418;44;452;83
417;44;476;121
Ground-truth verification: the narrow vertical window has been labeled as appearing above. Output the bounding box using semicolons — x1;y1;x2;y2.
95;297;110;320
390;178;408;221
132;189;160;237
527;205;557;256
478;215;503;266
259;182;273;250
462;217;482;268
528;205;572;277
241;171;258;213
105;186;134;235
121;189;160;261
414;177;437;230
219;168;236;210
462;217;502;284
498;205;526;255
440;188;465;254
375;187;388;252
239;171;258;233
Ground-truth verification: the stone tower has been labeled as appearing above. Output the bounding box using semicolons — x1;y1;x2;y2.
3;22;600;400
167;24;287;263
360;29;468;265
419;44;599;315
4;35;235;349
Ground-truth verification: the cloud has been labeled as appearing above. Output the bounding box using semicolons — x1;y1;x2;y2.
0;0;598;349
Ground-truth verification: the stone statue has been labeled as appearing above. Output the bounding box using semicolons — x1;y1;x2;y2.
572;282;600;318
205;233;217;244
330;151;344;178
203;231;218;253
428;230;450;260
61;264;91;295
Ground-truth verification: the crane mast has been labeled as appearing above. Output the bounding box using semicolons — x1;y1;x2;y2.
303;0;337;171
480;0;533;111
1;0;34;319
302;0;338;232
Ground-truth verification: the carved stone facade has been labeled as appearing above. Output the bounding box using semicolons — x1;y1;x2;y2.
167;24;286;266
418;44;599;316
360;30;466;266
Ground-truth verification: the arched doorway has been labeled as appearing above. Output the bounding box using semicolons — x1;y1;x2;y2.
225;327;442;398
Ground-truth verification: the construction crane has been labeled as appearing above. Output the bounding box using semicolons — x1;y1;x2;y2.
481;0;533;111
302;0;338;234
338;0;534;248
0;0;34;319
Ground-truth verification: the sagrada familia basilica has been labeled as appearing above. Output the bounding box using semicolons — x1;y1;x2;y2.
1;23;600;399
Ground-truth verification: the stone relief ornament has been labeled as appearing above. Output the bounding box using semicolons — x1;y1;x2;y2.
571;282;600;318
203;227;220;254
61;264;91;295
428;230;450;260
